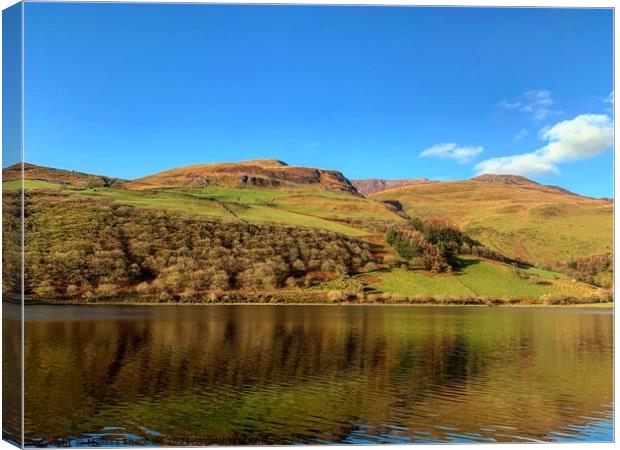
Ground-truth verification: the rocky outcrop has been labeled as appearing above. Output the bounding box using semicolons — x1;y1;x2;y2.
352;178;435;196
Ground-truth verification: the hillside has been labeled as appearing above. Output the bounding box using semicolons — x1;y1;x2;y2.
358;256;604;302
2;162;125;188
352;178;436;196
471;174;596;198
123;159;362;195
2;164;611;304
372;174;613;267
2;187;605;305
8;162;407;253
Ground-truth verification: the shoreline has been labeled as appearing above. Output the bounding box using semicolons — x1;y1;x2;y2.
9;299;614;308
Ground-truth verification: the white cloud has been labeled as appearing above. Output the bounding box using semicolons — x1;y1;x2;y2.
498;100;521;109
499;89;557;120
475;114;613;177
514;129;529;141
419;143;483;164
474;150;559;177
604;91;614;104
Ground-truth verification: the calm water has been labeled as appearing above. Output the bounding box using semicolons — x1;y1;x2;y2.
7;304;615;445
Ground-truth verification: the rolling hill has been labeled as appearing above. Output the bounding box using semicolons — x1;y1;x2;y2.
123;159;362;195
10;159;406;236
8;160;407;246
371;174;613;267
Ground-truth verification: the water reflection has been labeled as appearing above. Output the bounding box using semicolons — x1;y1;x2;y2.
13;305;614;445
3;303;22;445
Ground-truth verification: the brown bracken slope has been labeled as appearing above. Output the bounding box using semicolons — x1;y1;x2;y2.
2;162;125;188
372;174;613;266
123;159;362;195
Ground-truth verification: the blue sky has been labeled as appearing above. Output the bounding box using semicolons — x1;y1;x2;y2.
20;4;613;197
3;2;21;168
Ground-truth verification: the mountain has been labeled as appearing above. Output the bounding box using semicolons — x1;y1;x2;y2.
123;159;362;196
371;173;613;267
351;178;436;196
2;162;125;188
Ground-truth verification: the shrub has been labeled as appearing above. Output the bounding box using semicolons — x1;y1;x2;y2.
327;290;345;302
21;190;374;301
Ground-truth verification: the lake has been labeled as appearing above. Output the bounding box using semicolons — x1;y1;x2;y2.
6;304;614;445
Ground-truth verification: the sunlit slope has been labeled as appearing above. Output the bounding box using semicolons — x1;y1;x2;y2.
359;257;603;300
124;159;361;196
7;161;407;238
87;186;404;235
2;162;125;188
372;177;612;266
9;180;405;237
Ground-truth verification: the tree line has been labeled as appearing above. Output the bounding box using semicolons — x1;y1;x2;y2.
385;216;520;273
557;253;613;288
13;190;373;302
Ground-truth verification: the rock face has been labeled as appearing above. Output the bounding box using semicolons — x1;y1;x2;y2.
2;162;124;188
124;159;362;195
351;178;435;196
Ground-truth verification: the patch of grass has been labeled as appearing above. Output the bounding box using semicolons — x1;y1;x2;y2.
175;187;290;205
452;259;551;297
78;188;230;219
4;180;65;190
367;269;473;297
236;205;369;236
363;258;598;299
274;194;401;221
522;266;568;280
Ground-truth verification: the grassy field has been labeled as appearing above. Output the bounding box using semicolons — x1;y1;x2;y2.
175;186;291;204
360;257;602;299
81;187;377;236
372;180;612;266
6;180;401;238
521;265;568;279
4;179;61;190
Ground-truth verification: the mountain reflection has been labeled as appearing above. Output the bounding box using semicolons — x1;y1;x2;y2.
12;305;613;445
